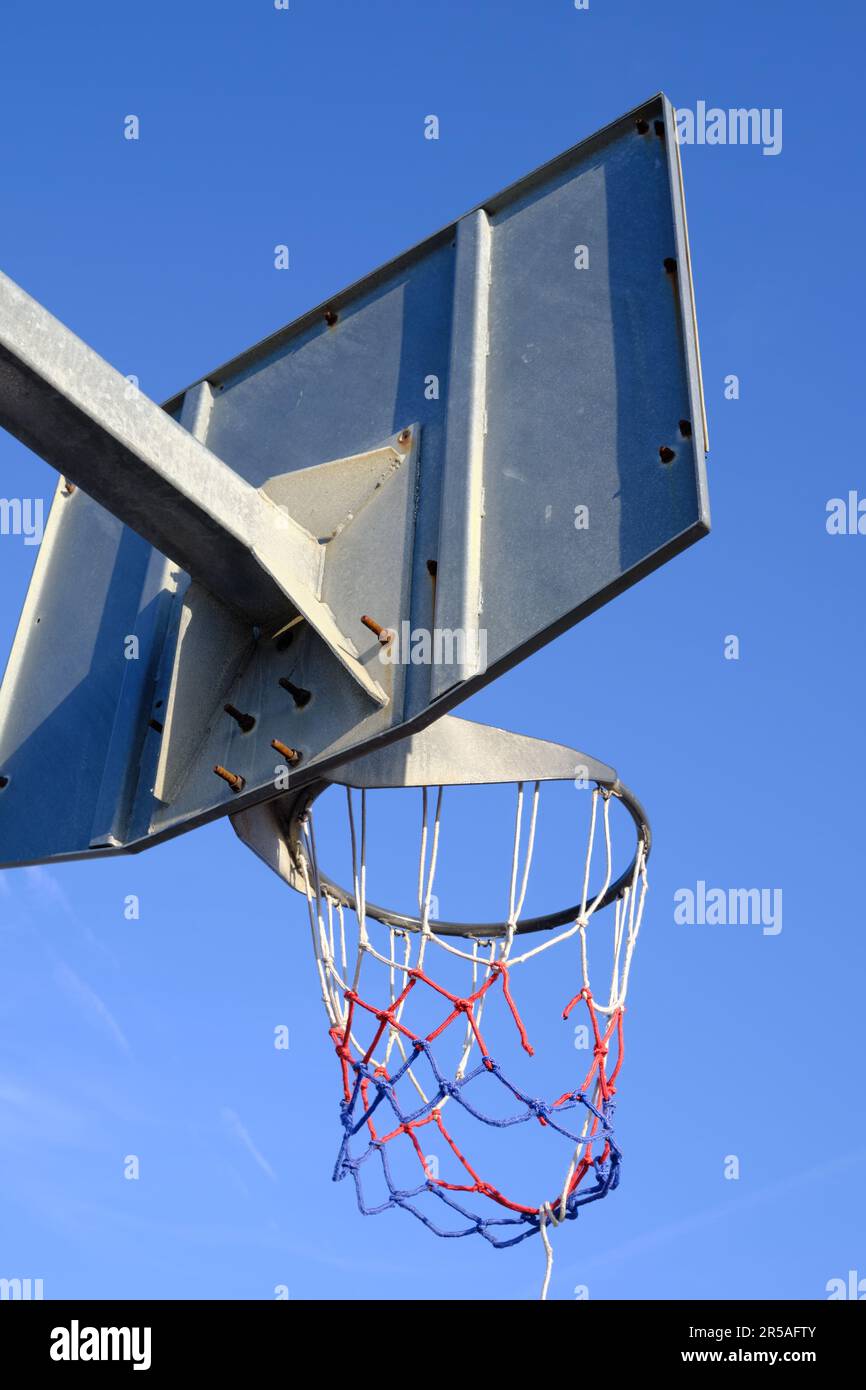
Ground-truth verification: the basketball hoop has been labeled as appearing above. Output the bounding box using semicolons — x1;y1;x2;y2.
244;717;651;1299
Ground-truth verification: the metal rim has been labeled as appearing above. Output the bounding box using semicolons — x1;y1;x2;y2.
282;777;651;939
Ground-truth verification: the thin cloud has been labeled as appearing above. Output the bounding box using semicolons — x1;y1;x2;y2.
0;1075;92;1148
24;865;74;915
557;1146;866;1282
221;1107;277;1182
53;962;131;1056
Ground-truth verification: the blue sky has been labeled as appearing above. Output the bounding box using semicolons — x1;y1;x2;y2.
1;0;864;1300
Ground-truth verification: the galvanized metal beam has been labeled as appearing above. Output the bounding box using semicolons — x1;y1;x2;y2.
0;270;386;705
430;210;492;700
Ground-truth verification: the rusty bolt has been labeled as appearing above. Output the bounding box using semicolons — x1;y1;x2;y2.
658;445;676;464
214;765;245;793
324;308;338;327
271;739;301;764
224;703;256;733
61;479;76;496
361;615;394;644
397;428;412;447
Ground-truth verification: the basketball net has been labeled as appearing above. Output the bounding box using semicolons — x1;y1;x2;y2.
296;781;648;1299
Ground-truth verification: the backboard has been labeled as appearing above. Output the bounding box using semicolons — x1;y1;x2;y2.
0;92;708;867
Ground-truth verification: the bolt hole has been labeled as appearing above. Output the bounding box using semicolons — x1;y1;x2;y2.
659;445;676;464
663;257;677;275
149;719;164;734
635;118;650;134
427;559;438;578
678;419;692;439
0;775;9;790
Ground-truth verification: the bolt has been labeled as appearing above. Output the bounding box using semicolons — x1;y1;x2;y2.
361;615;393;644
324;308;339;327
224;703;255;733
663;257;677;275
0;775;9;790
214;765;245;793
635;118;650;134
61;480;76;496
149;718;164;734
278;677;311;708
679;418;693;438
658;445;676;464
271;739;301;764
426;559;438;578
397;428;412;447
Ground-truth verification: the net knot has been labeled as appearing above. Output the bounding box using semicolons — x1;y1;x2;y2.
329;1026;352;1061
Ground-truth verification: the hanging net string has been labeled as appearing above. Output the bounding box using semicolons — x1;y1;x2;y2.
296;780;648;1298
